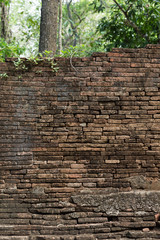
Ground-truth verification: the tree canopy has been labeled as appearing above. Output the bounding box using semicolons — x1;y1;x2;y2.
0;0;160;59
93;0;160;51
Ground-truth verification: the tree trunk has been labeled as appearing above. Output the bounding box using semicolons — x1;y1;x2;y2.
66;0;79;47
0;1;10;41
58;0;62;54
39;0;59;55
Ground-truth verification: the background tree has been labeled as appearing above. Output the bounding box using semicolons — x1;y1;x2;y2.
1;0;160;59
63;0;93;47
39;0;59;55
0;0;25;60
92;0;160;51
8;0;104;57
0;0;11;41
61;0;105;56
10;0;41;56
58;0;62;54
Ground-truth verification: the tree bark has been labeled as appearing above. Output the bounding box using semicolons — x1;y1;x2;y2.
67;0;78;46
0;1;10;41
39;0;59;55
58;0;62;54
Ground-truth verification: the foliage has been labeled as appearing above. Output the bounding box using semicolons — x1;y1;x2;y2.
59;42;105;57
1;0;160;59
10;0;41;56
39;51;59;72
62;0;92;47
0;0;10;5
0;72;8;78
61;0;105;55
13;50;59;73
92;0;160;51
8;0;106;57
13;58;28;70
0;38;25;62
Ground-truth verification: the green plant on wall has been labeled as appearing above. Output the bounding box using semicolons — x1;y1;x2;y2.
0;72;8;78
37;51;59;73
12;50;59;73
0;39;25;62
49;61;59;73
13;58;28;71
35;70;42;74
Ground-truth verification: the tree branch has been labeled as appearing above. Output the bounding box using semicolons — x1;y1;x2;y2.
63;33;75;47
72;9;85;24
66;0;79;46
112;0;150;41
67;0;74;30
126;4;132;12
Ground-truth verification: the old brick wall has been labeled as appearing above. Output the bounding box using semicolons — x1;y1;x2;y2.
0;45;160;239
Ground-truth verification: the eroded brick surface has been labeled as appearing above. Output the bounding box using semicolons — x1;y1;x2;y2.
0;45;160;239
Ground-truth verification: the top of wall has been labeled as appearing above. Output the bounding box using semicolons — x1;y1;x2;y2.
3;44;160;62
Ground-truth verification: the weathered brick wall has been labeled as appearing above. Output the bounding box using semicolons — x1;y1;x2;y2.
0;45;160;239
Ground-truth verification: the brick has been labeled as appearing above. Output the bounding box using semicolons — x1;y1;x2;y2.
105;160;120;164
71;164;85;169
1;46;160;239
